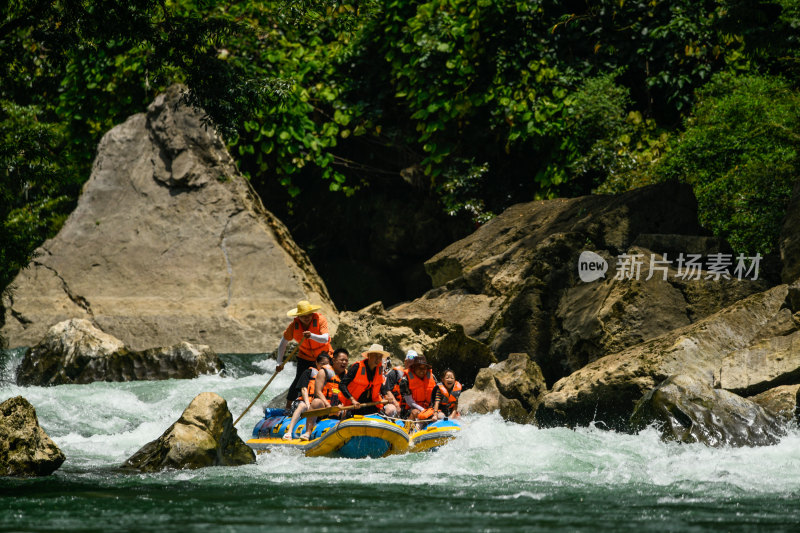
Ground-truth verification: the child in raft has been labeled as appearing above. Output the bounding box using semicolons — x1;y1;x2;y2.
431;368;462;420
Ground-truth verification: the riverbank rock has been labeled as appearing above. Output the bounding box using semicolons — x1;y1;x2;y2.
16;318;223;386
458;353;546;423
748;384;800;424
630;374;785;447
536;284;795;430
122;392;254;472
333;307;495;386
0;396;65;476
780;179;800;284
716;329;800;396
389;182;767;385
1;85;335;353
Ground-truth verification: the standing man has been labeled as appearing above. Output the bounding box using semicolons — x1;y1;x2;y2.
275;300;332;411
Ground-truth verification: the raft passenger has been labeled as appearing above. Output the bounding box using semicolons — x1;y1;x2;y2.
432;368;462;419
283;353;329;440
338;343;392;417
274;300;332;411
399;355;438;424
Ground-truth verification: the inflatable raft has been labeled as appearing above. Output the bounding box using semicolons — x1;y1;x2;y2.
246;408;461;458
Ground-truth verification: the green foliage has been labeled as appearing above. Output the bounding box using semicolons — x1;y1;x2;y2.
654;73;800;254
0;102;79;290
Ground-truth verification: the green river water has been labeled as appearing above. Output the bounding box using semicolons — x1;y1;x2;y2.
1;351;799;532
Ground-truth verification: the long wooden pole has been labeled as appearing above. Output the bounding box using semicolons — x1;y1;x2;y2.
233;343;299;427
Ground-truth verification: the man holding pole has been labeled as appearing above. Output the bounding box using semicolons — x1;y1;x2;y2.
275;300;332;411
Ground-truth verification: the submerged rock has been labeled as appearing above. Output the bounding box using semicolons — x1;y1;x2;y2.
0;396;65;477
122;392;254;472
1;85;335;353
459;353;546;423
630;374;785;447
16;318;223;386
333;307;495;386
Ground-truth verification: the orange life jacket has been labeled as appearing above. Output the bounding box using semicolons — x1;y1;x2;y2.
286;313;332;362
436;381;462;415
319;364;342;406
339;358;384;407
389;366;406;409
406;368;436;410
296;368;319;402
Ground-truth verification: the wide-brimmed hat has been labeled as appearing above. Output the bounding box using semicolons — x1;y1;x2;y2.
411;355;432;368
287;300;322;317
364;343;390;358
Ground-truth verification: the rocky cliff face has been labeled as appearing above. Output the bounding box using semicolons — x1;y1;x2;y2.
1;86;335;352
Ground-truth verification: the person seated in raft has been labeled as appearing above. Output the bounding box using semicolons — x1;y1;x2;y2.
283;352;330;440
381;351;412;418
432;368;462;420
338;343;393;417
399;355;438;425
303;348;350;435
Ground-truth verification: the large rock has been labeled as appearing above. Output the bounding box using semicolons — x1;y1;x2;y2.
458;353;546;423
0;396;65;476
748;384;800;424
717;329;800;396
390;183;766;384
122;392;254;472
630;374;786;447
16;318;223;386
536;284;796;430
333;306;495;386
1;85;335;352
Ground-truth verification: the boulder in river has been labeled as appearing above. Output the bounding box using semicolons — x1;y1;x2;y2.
1;85;335;353
536;284;796;430
748;384;800;424
0;396;65;477
629;374;786;447
390;182;767;385
458;353;546;423
122;392;254;472
16;318;223;386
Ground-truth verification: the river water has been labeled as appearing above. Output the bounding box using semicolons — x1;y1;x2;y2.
1;350;799;532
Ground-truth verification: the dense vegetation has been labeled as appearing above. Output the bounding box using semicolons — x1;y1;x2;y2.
3;0;800;303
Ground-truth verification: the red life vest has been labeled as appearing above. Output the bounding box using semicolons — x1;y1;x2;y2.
320;364;342;406
339;359;384;407
296;368;319;401
284;313;332;362
436;381;462;415
390;366;406;409
406;367;436;410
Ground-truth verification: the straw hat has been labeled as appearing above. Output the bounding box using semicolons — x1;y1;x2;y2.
287;300;322;317
364;343;390;358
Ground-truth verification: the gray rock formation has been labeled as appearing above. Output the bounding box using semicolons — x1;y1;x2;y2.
16;318;223;386
390;182;766;384
536;284;795;430
1;85;335;353
717;329;800;396
0;396;65;476
333;305;495;386
630;374;785;447
459;353;546;423
748;384;800;424
122;392;255;472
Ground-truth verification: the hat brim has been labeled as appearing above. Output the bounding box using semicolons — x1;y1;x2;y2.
366;350;390;358
287;305;321;317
